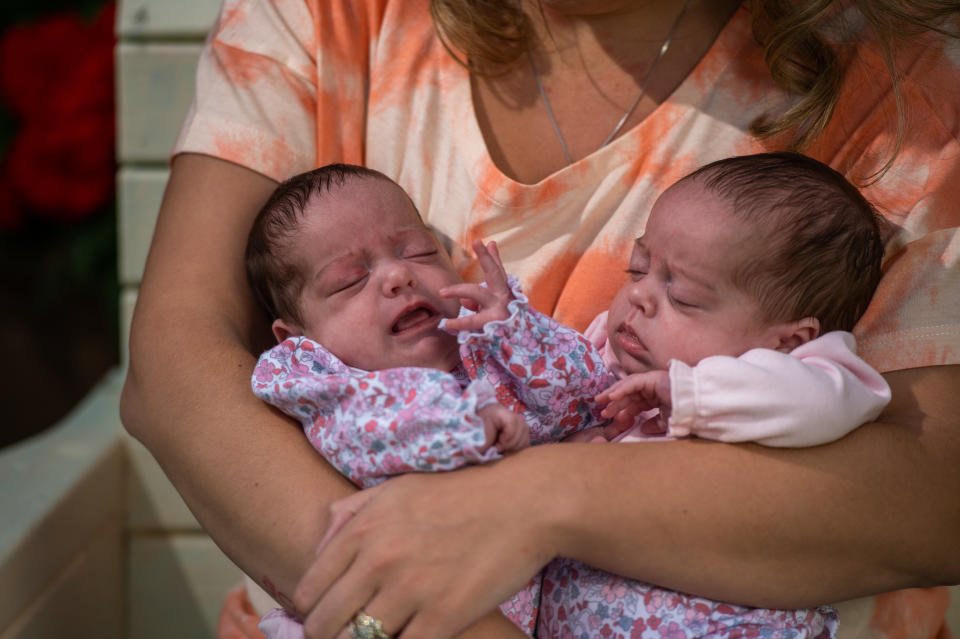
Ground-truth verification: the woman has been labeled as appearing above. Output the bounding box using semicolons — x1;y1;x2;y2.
121;0;960;637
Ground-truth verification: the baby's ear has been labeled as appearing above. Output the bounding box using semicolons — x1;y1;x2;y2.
773;317;820;353
271;318;301;343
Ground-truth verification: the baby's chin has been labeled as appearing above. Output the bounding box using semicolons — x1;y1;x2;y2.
405;336;462;372
616;350;664;375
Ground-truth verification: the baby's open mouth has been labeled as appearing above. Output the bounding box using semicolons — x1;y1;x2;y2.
392;306;435;333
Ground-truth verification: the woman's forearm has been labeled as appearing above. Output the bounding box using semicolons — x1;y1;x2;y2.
120;154;357;597
550;363;960;607
295;364;960;638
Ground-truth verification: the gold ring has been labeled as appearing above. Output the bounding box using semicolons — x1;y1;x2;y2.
349;610;392;639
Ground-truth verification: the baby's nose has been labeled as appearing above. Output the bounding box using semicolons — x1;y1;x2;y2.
627;280;657;316
382;261;416;295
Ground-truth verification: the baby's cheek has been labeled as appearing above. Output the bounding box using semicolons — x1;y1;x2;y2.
661;332;705;368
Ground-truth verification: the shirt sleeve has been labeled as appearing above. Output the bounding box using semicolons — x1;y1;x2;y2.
452;277;613;444
252;337;499;488
173;0;385;180
854;228;960;372
830;38;960;372
667;332;892;447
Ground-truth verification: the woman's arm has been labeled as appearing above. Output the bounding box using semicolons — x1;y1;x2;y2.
295;363;960;639
121;153;524;636
120;153;356;598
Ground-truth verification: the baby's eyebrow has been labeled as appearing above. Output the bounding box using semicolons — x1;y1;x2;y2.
314;252;362;282
672;264;717;292
388;226;438;246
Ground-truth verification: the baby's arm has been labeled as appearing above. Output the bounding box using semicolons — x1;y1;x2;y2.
666;331;891;447
252;337;505;487
446;242;612;443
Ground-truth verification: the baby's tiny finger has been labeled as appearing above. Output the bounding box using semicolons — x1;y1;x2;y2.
442;316;482;333
486;240;501;262
603;380;631;399
440;283;488;301
474;241;509;286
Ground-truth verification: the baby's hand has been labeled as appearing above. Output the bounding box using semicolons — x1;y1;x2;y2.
478;403;530;454
440;240;514;332
595;370;671;435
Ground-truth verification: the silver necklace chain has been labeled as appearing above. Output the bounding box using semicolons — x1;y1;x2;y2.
528;0;692;165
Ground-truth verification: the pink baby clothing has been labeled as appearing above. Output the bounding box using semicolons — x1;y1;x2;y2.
456;297;875;638
453;281;614;444
583;312;891;446
250;281;610;637
251;281;611;489
252;336;545;636
521;315;888;639
538;561;837;639
252;337;502;488
252;289;887;638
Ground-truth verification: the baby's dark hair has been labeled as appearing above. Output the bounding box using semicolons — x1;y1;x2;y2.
245;163;392;325
683;152;884;333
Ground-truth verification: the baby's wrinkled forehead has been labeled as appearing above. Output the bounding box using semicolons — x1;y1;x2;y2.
636;189;773;302
305;174;424;220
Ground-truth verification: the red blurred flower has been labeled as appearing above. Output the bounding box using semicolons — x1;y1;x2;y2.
0;161;24;228
0;2;116;228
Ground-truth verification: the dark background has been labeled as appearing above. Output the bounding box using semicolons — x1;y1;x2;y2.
0;0;118;448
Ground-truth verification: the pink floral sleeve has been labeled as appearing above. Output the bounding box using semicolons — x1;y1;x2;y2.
538;559;837;639
251;336;500;488
452;278;613;444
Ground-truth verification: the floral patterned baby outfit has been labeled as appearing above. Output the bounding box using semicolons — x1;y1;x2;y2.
253;337;500;488
252;281;850;638
538;560;836;639
252;280;608;636
251;280;609;489
454;294;840;639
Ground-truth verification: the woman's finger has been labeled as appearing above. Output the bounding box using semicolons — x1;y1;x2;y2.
299;493;406;638
293;530;357;623
301;563;378;639
315;488;381;554
305;526;426;639
294;490;385;632
339;588;417;639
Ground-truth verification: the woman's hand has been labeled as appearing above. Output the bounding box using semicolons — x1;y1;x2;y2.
292;453;559;639
288;364;960;639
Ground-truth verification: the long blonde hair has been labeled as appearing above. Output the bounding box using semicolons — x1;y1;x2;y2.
429;0;960;164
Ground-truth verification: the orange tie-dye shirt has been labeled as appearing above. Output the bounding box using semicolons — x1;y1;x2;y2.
177;3;957;634
175;0;959;373
176;0;959;374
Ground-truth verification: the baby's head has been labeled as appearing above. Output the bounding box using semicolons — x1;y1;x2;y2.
607;152;884;374
246;164;463;371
